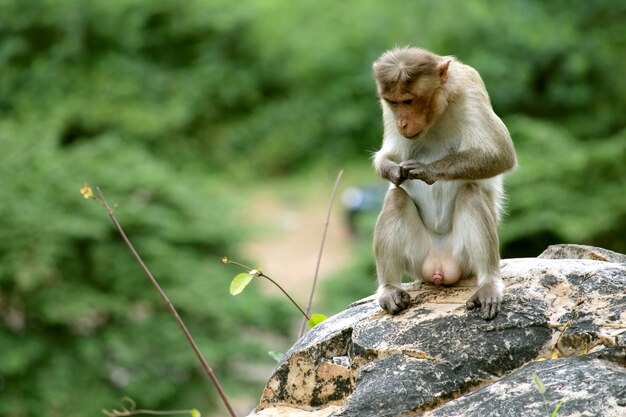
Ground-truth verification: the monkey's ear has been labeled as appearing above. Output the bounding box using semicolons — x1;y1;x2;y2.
438;59;452;83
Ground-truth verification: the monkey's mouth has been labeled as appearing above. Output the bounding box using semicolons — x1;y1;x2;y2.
404;130;424;140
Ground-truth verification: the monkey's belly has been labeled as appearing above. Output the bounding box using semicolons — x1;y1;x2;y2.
421;245;461;285
402;180;463;234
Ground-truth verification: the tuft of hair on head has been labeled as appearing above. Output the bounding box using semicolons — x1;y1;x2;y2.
373;47;440;92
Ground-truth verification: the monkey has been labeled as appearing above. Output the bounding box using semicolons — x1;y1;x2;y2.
371;47;517;320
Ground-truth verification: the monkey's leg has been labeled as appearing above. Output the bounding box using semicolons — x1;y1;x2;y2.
452;184;504;320
374;187;429;314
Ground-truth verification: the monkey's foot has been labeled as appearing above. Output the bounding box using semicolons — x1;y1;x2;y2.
466;284;503;320
379;285;411;315
432;271;443;286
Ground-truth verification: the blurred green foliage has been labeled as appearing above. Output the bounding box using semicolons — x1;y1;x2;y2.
0;0;625;416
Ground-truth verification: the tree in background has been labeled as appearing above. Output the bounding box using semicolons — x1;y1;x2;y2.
0;0;624;416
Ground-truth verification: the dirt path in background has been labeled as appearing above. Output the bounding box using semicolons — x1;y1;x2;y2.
218;182;357;417
238;186;354;306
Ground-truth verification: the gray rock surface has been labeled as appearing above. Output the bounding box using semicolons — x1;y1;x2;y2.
249;246;626;417
422;354;626;417
539;243;626;264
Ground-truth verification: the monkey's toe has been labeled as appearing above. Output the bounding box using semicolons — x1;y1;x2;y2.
465;291;501;320
481;297;500;320
465;292;479;310
379;287;411;315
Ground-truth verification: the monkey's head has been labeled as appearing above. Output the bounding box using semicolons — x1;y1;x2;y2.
373;47;451;140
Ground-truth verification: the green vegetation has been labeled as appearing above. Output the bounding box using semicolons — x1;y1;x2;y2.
533;373;564;417
222;256;327;328
0;1;624;416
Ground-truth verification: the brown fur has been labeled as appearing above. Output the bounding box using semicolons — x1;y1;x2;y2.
372;47;517;320
373;47;440;93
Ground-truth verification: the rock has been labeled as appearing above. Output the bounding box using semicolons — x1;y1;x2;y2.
539;243;626;264
422;354;626;417
249;245;626;417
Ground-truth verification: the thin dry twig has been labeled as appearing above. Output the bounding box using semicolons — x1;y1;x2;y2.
93;187;237;417
298;169;344;338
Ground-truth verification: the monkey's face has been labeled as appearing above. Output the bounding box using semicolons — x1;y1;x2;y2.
381;80;440;140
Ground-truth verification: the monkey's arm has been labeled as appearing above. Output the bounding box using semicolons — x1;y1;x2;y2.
402;141;516;184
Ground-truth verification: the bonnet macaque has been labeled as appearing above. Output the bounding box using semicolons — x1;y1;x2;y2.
372;47;516;319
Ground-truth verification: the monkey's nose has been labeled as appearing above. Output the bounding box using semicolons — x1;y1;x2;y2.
397;119;408;133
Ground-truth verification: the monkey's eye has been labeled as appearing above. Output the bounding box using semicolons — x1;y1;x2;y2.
403;99;413;105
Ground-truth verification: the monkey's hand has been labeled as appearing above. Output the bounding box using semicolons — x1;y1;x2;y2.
379;285;411;315
466;283;503;320
400;160;437;185
379;160;407;186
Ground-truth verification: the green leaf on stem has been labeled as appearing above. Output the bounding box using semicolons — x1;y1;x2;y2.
230;273;254;295
307;313;328;328
268;351;284;362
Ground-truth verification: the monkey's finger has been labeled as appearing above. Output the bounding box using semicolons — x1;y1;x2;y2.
399;159;419;169
407;169;425;180
400;162;418;174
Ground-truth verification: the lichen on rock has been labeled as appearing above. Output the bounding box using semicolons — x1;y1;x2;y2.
249;245;626;417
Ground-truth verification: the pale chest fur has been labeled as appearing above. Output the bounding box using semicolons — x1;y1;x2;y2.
377;98;503;234
399;179;464;235
388;124;470;235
